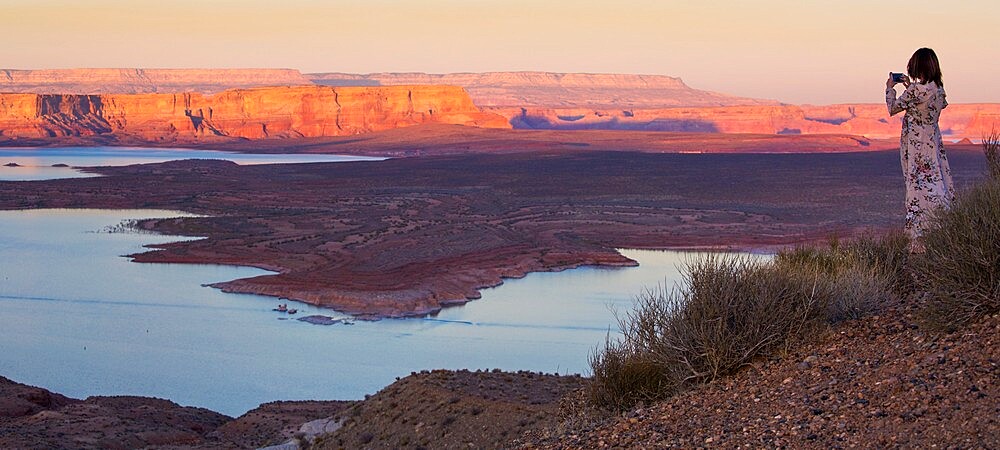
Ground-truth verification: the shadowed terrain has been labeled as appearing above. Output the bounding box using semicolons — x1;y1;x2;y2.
0;370;581;449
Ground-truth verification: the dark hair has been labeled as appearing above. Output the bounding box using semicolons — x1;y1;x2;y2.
907;48;944;87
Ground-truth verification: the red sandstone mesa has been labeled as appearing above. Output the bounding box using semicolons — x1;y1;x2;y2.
0;68;313;94
307;71;778;108
4;69;999;143
310;72;1000;140
0;85;510;141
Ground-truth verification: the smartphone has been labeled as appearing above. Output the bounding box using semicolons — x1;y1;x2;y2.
890;72;906;83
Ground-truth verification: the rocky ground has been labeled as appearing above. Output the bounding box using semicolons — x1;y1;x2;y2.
0;379;229;449
314;370;585;450
0;370;581;449
519;307;999;449
208;401;352;449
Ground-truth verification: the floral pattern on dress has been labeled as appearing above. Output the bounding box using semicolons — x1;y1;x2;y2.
886;81;953;241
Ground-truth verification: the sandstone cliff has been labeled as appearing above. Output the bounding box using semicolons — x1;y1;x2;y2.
308;71;777;108
0;68;312;94
6;68;999;141
496;104;1000;140
0;85;510;140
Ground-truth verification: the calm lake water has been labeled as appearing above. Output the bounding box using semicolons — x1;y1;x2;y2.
0;147;381;181
0;209;738;416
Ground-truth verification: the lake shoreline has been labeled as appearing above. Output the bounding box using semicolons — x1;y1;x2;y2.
2;149;988;317
2;208;712;416
0;146;381;181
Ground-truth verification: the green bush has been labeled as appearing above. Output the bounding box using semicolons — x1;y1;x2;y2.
915;177;1000;330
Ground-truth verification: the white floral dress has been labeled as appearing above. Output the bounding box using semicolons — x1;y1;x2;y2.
886;81;954;240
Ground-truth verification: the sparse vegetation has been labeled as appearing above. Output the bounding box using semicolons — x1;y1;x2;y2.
984;127;1000;179
915;176;1000;330
775;232;910;320
589;235;910;410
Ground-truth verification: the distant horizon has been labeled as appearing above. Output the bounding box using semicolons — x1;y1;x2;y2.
8;66;1000;106
4;0;998;104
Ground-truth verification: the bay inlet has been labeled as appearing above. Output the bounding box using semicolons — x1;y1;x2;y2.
0;208;751;416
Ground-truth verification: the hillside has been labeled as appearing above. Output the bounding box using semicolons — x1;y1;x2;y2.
0;370;580;449
521;309;999;449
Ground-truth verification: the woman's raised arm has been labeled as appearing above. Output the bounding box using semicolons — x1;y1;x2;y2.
886;82;921;116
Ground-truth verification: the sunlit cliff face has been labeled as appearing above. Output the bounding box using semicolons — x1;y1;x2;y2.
0;86;511;140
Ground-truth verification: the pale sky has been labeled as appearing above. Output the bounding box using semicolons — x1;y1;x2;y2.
3;0;998;104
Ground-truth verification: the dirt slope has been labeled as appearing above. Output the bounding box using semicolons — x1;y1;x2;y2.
520;309;1000;449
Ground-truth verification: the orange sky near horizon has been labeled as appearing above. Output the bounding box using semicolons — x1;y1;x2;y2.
3;0;998;104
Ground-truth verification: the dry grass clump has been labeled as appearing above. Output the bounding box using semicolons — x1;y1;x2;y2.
588;333;665;411
915;176;1000;331
589;235;909;410
984;127;1000;179
775;232;910;320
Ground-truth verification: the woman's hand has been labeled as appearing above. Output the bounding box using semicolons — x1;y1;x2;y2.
901;75;911;87
887;75;897;89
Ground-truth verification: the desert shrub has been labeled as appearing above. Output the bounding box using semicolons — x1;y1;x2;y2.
588;332;665;411
588;234;911;410
775;231;911;297
984;127;1000;179
588;255;832;410
915;177;1000;330
655;256;830;380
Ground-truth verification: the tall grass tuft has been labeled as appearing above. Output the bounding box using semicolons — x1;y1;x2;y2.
984;127;1000;179
775;231;911;317
588;329;667;411
915;176;1000;330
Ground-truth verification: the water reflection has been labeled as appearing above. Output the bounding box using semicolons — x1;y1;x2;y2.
0;209;752;415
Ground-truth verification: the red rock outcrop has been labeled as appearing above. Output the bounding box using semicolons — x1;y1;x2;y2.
0;68;312;94
5;68;999;142
496;104;1000;140
0;85;510;140
308;72;1000;139
308;71;777;108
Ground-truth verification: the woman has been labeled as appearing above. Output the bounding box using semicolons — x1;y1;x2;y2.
886;47;954;251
